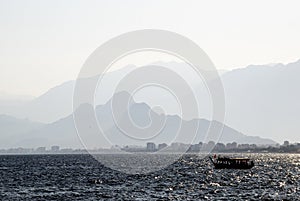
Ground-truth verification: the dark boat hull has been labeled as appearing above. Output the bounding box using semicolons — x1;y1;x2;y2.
209;156;254;169
213;163;254;169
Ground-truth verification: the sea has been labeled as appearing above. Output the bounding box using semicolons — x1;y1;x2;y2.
0;153;299;200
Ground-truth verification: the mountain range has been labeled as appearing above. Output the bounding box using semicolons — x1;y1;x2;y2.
0;91;275;149
1;59;300;147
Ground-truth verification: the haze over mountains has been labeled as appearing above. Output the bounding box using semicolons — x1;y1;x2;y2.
0;92;275;149
222;60;300;143
1;59;300;147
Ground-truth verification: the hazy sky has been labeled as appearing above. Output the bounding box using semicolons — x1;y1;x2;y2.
1;0;300;96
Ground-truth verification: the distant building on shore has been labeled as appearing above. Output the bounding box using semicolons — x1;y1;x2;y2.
146;142;156;151
158;143;168;150
188;144;201;152
226;142;237;149
215;143;226;151
51;146;60;152
36;147;46;152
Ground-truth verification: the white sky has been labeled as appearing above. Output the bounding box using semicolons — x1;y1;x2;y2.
1;0;300;96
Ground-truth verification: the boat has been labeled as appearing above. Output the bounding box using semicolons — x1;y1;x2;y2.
209;155;254;169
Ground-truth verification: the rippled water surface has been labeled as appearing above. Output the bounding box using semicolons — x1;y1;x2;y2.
0;153;299;200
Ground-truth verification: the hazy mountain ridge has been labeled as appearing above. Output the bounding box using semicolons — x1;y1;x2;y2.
222;59;300;142
0;81;74;123
0;115;44;148
0;59;300;143
0;92;276;148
